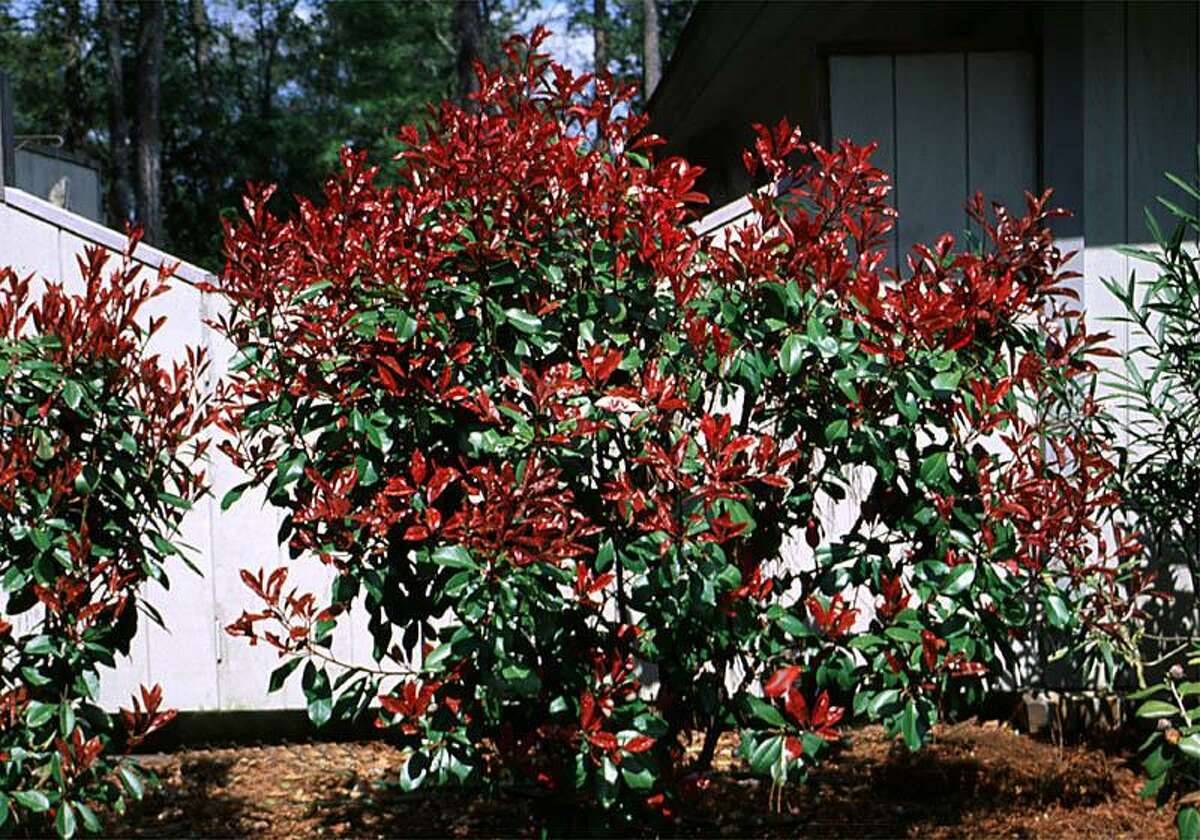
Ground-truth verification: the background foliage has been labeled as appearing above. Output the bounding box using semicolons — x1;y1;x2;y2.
0;0;694;268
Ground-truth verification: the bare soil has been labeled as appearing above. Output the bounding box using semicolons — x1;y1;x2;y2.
108;721;1172;838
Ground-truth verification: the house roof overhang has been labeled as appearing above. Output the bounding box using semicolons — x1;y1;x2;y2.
647;1;1043;162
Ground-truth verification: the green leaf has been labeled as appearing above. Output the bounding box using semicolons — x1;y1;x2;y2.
423;642;454;672
430;545;476;569
268;658;303;693
596;755;619;807
35;429;54;460
25;635;54;656
900;699;923;751
498;664;542;696
716;563;742;591
60;701;75;737
393;310;418;342
12;790;50;813
595;539;615;573
747;735;783;773
1141;772;1168;800
156;491;191;510
1128;684;1168;701
56;801;77;839
274;452;308;489
22;666;50;688
505;308;542;334
221;484;248;511
633;713;669;737
295;279;333;303
778;334;803;375
302;663;333;727
29;528;51;552
75;803;100;833
930;370;961;392
943;563;975;596
824;419;849;443
918;451;949;487
1179;734;1200;760
24;700;55;728
1044;593;1071;629
777;613;814;638
0;795;8;828
745;695;786;727
1137;699;1179;720
1144;743;1174;778
868;688;901;719
621;765;655;790
1181;807;1200;840
62;380;83;410
364;422;392;453
117;764;144;800
591;239;613;267
848;633;883;650
444;570;474;598
885;626;921;644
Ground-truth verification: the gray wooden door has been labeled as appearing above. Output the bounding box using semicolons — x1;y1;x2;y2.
829;51;1037;268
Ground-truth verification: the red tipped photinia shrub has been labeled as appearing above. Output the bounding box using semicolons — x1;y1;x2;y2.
0;239;208;836
215;29;1147;825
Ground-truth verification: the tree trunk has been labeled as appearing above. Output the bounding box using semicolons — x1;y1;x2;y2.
134;0;164;244
190;0;212;105
254;0;300;124
642;0;661;99
63;0;87;151
593;0;608;77
100;0;134;226
452;0;483;109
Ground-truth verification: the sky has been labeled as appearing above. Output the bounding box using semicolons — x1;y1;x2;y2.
518;0;595;75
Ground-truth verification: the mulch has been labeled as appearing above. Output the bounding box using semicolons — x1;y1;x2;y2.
106;721;1172;838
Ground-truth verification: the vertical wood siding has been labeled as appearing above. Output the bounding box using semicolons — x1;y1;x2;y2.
831;49;1037;260
829;54;899;266
1084;1;1199;373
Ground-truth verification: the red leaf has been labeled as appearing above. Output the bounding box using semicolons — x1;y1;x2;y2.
785;687;809;725
763;665;802;698
624;735;655;754
410;450;428;485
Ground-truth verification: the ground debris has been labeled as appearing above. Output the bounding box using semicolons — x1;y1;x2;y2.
108;722;1172;838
